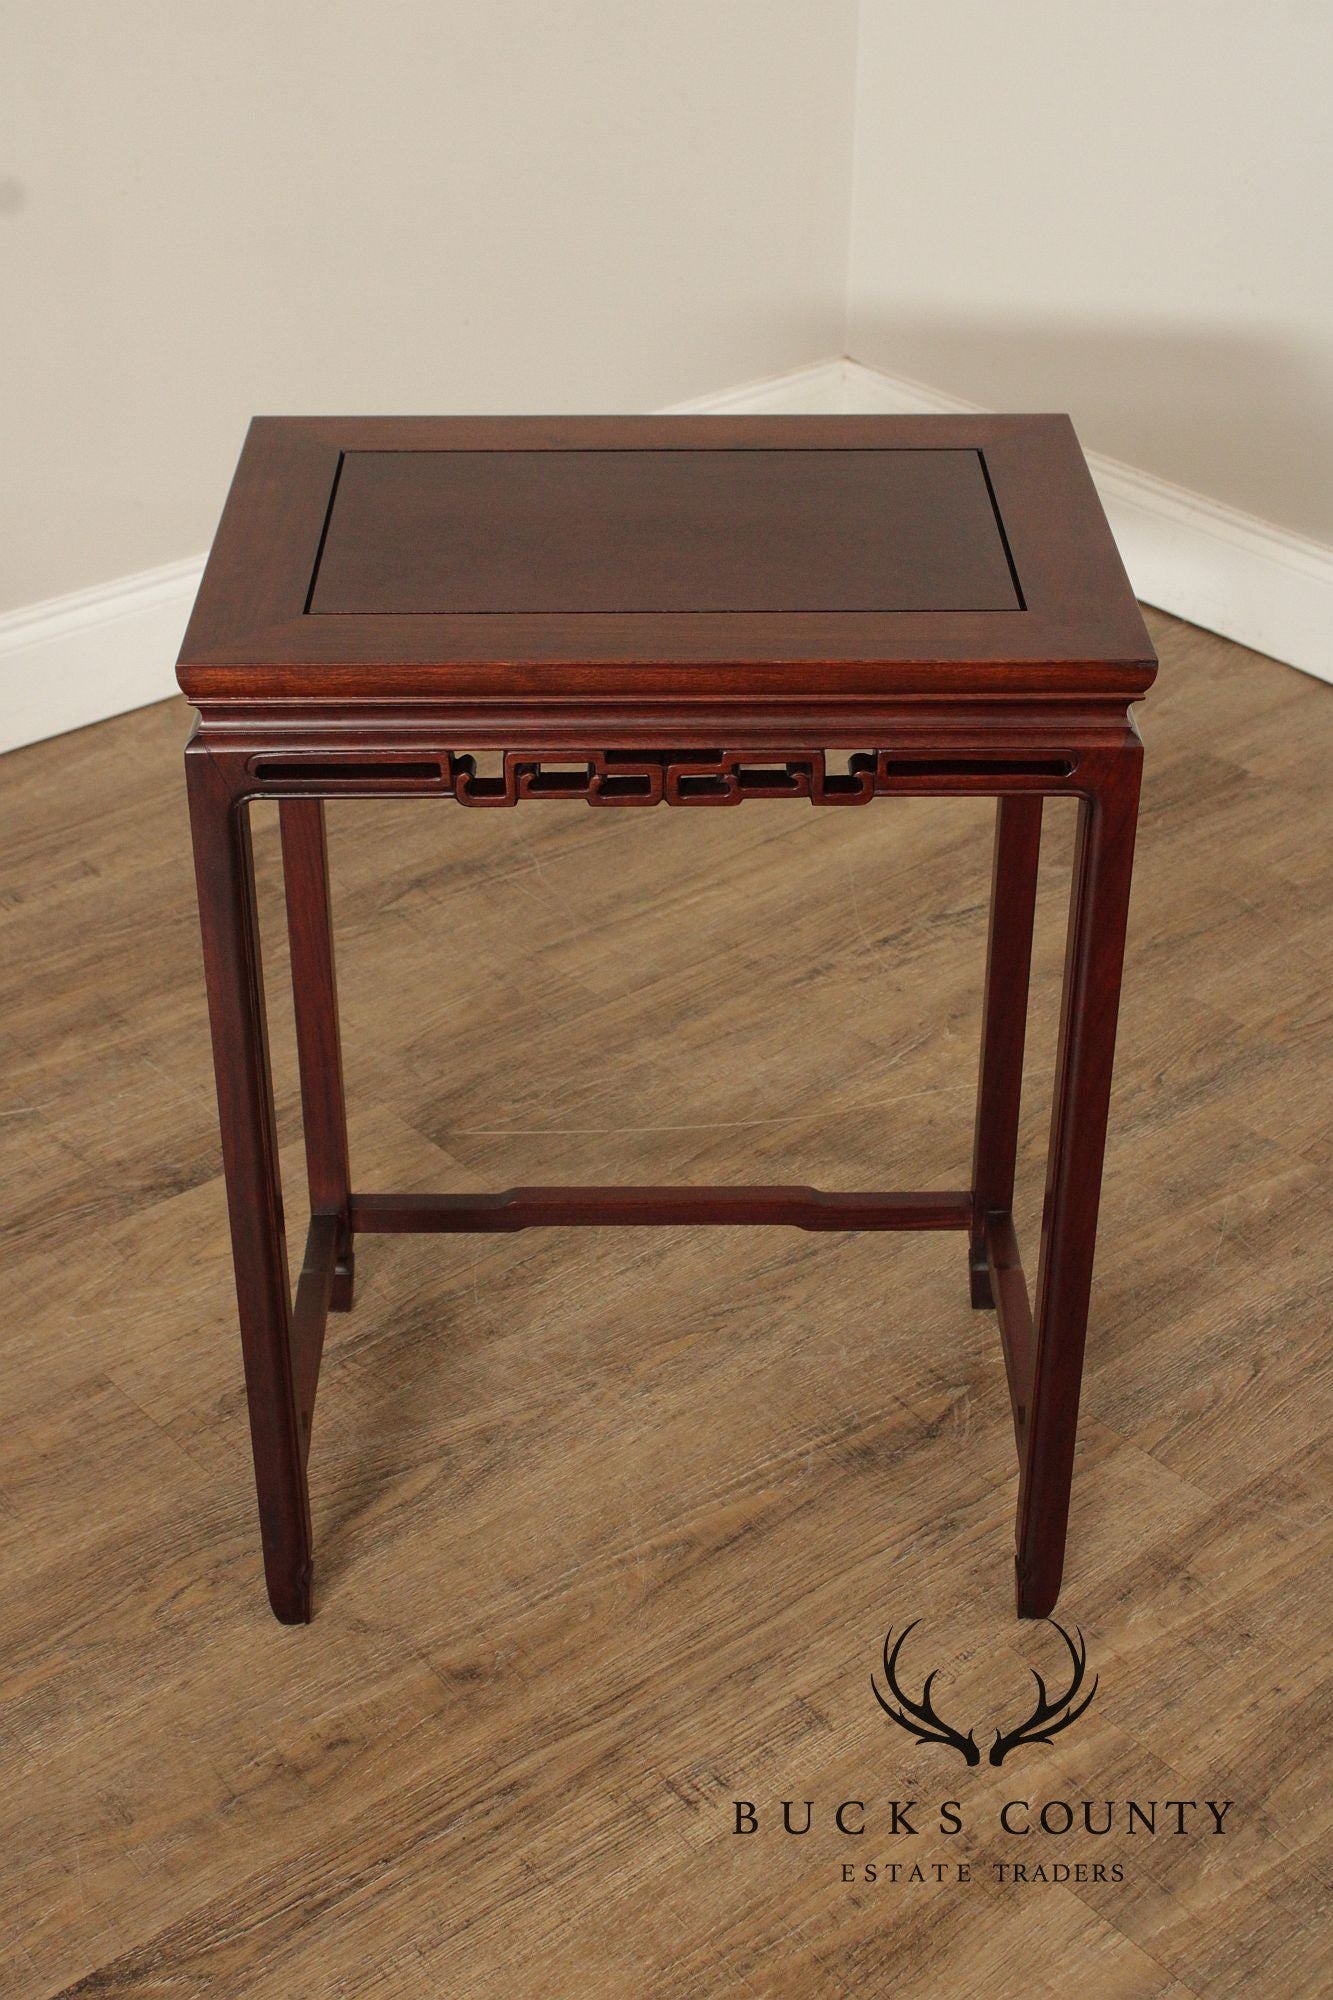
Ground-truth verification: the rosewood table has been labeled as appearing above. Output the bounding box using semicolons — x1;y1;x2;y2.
179;414;1156;1625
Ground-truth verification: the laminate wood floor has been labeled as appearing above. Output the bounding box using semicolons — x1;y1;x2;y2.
1;609;1329;1996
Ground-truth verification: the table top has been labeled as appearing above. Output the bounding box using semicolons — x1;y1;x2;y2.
177;415;1155;707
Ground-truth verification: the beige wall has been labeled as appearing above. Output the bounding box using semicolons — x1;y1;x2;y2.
848;0;1333;543
9;1;1329;620
1;1;857;611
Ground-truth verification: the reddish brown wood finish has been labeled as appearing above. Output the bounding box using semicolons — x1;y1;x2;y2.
1018;735;1144;1616
179;414;1154;703
279;800;353;1308
180;413;1154;1625
309;445;1020;614
985;1211;1037;1452
186;743;311;1623
290;1214;338;1461
349;1188;974;1233
970;796;1043;1305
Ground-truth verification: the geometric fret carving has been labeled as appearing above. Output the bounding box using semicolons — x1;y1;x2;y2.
448;748;1074;806
450;749;873;806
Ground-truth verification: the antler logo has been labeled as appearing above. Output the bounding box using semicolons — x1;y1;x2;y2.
871;1622;982;1765
871;1619;1098;1767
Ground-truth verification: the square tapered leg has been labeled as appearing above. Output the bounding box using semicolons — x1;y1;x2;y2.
1017;744;1142;1616
187;744;313;1623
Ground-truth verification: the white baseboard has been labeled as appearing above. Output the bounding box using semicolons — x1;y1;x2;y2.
0;556;204;753
3;356;1328;752
665;356;850;416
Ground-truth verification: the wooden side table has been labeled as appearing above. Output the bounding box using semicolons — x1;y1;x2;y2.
179;415;1155;1624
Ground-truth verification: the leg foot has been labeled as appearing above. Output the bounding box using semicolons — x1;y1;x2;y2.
267;1556;314;1625
969;1252;995;1310
1015;1552;1060;1619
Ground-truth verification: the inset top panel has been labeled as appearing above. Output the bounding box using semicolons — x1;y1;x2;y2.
308;448;1021;617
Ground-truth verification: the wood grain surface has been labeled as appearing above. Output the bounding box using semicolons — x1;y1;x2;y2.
177;415;1154;696
307;446;1019;614
1;609;1329;1996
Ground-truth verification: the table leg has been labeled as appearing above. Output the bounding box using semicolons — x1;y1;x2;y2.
280;801;354;1309
970;797;1043;1306
1016;746;1142;1616
187;746;313;1623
